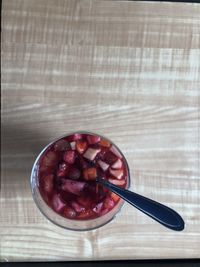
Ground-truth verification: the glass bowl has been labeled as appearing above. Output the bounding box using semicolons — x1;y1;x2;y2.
30;131;130;231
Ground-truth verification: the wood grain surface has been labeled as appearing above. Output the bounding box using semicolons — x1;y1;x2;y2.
1;0;200;262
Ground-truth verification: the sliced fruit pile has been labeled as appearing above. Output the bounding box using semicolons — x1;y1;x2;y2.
38;133;128;220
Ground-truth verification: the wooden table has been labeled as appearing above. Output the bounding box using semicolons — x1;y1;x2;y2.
1;0;200;262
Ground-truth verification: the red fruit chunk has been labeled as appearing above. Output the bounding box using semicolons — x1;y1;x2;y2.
70;141;76;150
77;197;92;208
87;135;101;144
71;201;85;213
83;148;100;161
63;206;76;219
109;169;123;179
63;150;76;164
40;151;58;171
76;140;87;154
61;179;86;195
98;160;109;171
52;194;65;212
99;139;110;148
68;167;81;180
104;197;115;210
41;174;54;194
93;202;103;214
56;162;69;178
110;145;122;159
104;151;118;164
110;192;120;202
78;157;89;169
78;209;95;219
111;159;122;169
67;133;82;142
108;178;126;186
100;208;109;216
83;167;97;181
54;139;70;151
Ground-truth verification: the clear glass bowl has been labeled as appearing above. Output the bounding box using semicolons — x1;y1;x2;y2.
30;131;130;231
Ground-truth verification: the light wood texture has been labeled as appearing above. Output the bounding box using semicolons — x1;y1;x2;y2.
1;0;200;262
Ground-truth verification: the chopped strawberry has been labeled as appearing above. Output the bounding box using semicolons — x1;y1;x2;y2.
110;192;120;202
111;159;122;169
77;197;92;208
104;151;118;164
71;201;85;213
87;135;101;144
83;167;97;181
70;141;76;150
98;160;109;171
56;162;69;178
61;179;86;195
78;209;95;219
100;139;111;148
63;150;76;164
108;178;125;186
109;169;123;179
54;139;70;151
63;206;76;219
76;140;87;154
67;133;82;142
68;167;81;180
93;202;103;214
110;145;122;159
83;148;100;161
52;194;65;212
41;174;54;194
41;151;58;171
78;157;89;169
104;196;115;210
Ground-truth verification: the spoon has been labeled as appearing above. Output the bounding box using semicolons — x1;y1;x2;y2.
97;177;184;231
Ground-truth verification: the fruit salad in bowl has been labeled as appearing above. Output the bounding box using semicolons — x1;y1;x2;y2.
30;132;130;230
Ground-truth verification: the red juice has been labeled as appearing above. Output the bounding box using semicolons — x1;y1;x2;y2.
38;133;128;220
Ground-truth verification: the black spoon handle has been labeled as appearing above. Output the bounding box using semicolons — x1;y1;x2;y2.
97;178;184;231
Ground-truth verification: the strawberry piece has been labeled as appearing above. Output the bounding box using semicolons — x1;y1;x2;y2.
67;133;82;142
41;174;54;194
70;141;76;150
54;139;70;151
76;140;87;154
109;169;123;179
98;160;109;171
52;194;65;212
83;167;97;181
71;201;85;213
61;179;86;195
108;178;125;186
87;135;100;144
78;209;95;219
40;151;58;171
83;148;100;161
99;139;111;148
104;151;118;164
63;150;76;164
77;197;92;208
110;192;120;202
93;202;103;214
104;196;115;210
78;157;89;169
63;206;76;219
68;167;81;180
110;145;122;159
111;159;122;169
56;162;69;178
